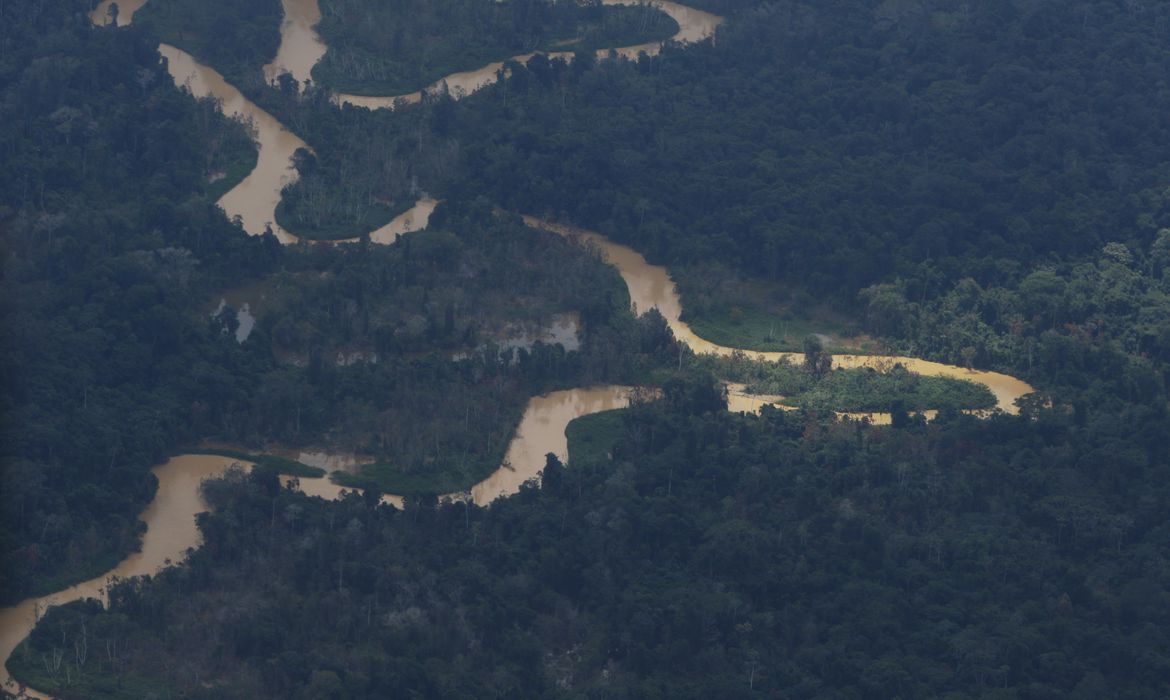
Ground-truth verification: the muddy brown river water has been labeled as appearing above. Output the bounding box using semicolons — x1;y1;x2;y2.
264;0;328;87
0;3;1036;696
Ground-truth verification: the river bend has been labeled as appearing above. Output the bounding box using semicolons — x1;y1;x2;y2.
1;2;1035;696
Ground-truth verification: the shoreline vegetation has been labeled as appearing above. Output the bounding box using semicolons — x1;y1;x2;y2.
565;407;626;465
176;447;326;478
311;0;680;96
132;0;282;81
273;194;415;241
725;358;997;413
684;305;871;354
204;148;260;202
673;264;876;353
6;0;1170;695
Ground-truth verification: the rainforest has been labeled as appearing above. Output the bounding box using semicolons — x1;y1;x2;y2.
2;0;1169;698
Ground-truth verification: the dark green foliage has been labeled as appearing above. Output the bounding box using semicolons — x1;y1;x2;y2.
18;366;1169;698
253;88;436;244
201;205;680;494
565;408;626;466
717;355;998;412
4;1;1170;698
313;0;679;95
132;0;282;79
253;206;628;360
0;0;675;604
6;599;176;699
274;192;414;241
888;246;1170;389
431;0;1170;304
0;0;273;603
179;448;326;478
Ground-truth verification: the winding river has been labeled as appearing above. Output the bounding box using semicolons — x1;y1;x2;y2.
1;2;1035;696
0;385;630;698
333;0;723;110
521;218;1035;415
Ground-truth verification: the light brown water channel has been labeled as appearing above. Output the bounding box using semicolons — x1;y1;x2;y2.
334;0;723;110
264;0;328;87
89;0;718;242
5;3;1036;695
0;455;243;699
160;44;309;244
0;383;628;696
523;217;1037;415
90;0;149;26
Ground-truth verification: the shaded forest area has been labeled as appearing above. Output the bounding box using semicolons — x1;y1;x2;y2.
131;0;283;79
440;0;1170;299
11;368;1170;698
4;0;1170;697
195;204;685;496
0;3;678;603
254;0;1170;364
117;0;675;239
0;1;278;604
313;0;679;95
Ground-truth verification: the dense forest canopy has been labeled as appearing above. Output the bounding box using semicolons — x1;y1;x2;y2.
261;0;1170;339
0;0;279;603
437;0;1170;298
10;382;1170;698
313;0;680;94
2;0;1170;698
132;0;283;78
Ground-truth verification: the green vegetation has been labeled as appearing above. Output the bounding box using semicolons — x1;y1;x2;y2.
273;193;414;241
6;600;175;699
687;304;860;353
179;448;326;478
331;453;515;496
312;0;679;95
565;408;626;466
0;1;272;604
7;0;1170;698
15;366;1169;697
0;1;684;605
195;205;681;495
252;209;628;357
132;0;281;79
203;147;259;202
722;355;997;412
674;263;870;352
413;0;1170;342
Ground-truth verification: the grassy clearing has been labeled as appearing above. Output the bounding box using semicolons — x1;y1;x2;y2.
5;665;177;700
566;409;627;466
